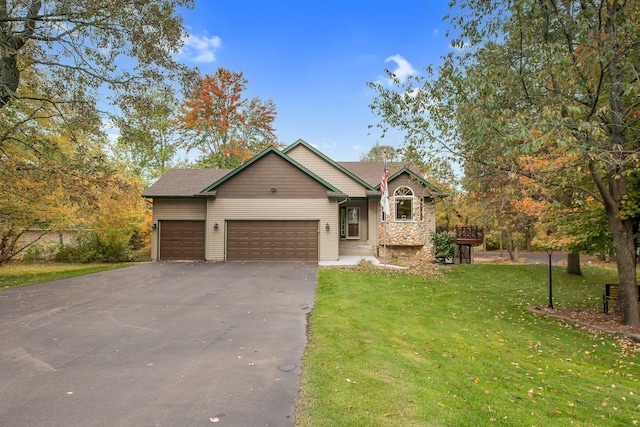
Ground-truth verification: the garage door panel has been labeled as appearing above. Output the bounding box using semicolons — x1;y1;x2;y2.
159;220;205;261
227;220;318;261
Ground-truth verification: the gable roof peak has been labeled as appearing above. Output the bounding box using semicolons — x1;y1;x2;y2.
200;144;344;195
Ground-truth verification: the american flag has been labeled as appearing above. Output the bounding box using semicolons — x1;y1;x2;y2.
380;158;390;218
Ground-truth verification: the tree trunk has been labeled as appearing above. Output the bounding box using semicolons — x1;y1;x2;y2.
507;238;514;261
566;252;582;275
610;215;639;325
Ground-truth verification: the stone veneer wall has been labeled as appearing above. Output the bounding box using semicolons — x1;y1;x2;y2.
378;196;436;260
384;245;435;261
383;221;426;245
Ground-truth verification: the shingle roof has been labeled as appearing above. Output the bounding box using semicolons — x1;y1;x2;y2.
338;161;419;187
142;168;232;197
142;151;442;198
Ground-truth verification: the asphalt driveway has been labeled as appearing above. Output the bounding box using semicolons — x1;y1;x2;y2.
0;261;317;426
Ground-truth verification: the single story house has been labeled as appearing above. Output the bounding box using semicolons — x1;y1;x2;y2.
142;139;445;262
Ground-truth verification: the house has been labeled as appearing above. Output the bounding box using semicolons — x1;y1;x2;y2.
142;139;445;262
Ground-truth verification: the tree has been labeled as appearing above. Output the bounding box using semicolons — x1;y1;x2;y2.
360;143;399;162
89;173;148;262
0;1;194;263
1;1;193;110
113;88;183;185
0;64;111;263
370;0;640;324
180;68;280;168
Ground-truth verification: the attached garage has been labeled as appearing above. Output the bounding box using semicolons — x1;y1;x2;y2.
226;220;319;261
159;220;205;260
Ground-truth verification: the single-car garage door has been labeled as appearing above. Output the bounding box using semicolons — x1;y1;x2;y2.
226;220;318;261
159;220;205;260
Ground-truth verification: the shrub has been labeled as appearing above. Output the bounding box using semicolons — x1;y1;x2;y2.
430;230;456;263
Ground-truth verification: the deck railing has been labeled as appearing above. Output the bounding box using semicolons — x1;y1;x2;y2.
436;226;484;245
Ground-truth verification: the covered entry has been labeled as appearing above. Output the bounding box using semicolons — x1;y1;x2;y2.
226;220;319;261
159;220;205;260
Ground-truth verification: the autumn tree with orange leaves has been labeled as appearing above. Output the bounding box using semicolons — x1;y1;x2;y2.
180;68;280;168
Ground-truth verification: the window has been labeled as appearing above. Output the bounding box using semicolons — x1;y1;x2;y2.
394;186;414;221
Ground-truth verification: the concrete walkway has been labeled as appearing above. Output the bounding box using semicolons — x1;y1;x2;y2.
319;256;405;269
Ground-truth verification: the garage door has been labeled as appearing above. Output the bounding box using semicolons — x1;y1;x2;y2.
227;220;318;261
159;220;205;260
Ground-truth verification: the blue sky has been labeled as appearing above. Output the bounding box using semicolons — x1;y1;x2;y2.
173;0;455;161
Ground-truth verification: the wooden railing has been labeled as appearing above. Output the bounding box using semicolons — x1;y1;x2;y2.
436;226;484;245
455;226;484;245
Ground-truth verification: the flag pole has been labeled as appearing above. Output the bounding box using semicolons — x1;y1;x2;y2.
384;211;387;266
382;150;388;266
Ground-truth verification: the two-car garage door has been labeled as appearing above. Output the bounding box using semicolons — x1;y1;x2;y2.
227;220;318;261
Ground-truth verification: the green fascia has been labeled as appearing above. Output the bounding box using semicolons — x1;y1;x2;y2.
328;194;349;202
283;139;378;191
375;167;446;197
200;145;343;194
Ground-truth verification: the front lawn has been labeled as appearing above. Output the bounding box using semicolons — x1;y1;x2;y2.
296;264;638;426
0;262;132;289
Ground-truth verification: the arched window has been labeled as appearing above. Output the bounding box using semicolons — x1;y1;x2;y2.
394;186;414;221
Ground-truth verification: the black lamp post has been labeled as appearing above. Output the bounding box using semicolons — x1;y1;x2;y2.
547;247;553;309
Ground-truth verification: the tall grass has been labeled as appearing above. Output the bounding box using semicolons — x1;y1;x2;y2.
296;264;638;426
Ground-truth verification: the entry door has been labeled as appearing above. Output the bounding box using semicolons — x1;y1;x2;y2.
346;207;360;239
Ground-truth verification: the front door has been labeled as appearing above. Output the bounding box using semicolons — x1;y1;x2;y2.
346;207;360;239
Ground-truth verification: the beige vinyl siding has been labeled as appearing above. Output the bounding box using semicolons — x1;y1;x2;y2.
151;199;207;261
287;145;367;197
368;198;380;247
206;198;338;262
153;199;207;219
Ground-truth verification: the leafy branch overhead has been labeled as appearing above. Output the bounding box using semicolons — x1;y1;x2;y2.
0;0;194;109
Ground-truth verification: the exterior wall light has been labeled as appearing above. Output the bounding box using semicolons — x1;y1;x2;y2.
152;223;157;231
326;223;330;231
214;223;219;231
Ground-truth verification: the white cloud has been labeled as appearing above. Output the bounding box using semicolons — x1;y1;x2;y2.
450;40;470;51
384;54;417;83
179;33;222;63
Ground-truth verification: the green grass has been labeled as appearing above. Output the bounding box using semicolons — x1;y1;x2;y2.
0;261;133;289
296;264;639;426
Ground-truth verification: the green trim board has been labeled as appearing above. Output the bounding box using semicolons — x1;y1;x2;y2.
374;166;446;197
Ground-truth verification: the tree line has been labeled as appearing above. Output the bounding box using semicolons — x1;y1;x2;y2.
1;1;277;264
